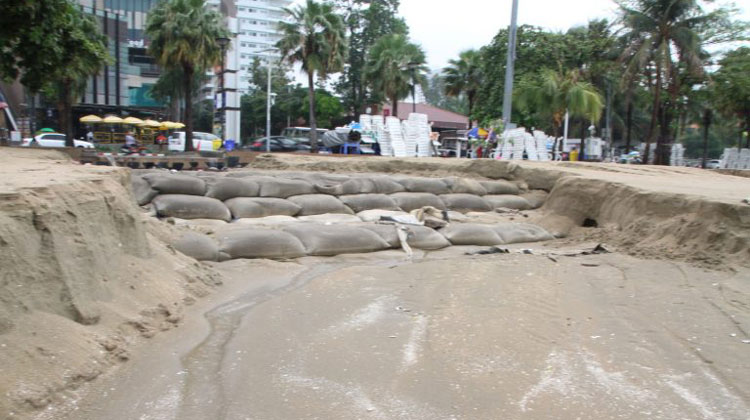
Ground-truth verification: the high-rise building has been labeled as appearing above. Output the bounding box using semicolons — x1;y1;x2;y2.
232;0;292;93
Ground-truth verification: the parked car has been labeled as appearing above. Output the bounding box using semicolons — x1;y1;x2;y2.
281;127;328;142
244;136;311;152
21;133;94;148
168;131;223;152
705;159;722;169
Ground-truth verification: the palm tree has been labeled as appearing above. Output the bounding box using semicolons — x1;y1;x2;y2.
443;50;483;128
618;0;708;164
277;0;347;153
146;0;228;151
516;68;604;157
364;34;427;118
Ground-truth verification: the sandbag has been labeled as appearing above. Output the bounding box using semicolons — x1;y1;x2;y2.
171;218;229;227
131;175;158;205
439;194;493;213
484;195;532;210
357;209;411;223
173;232;220;261
439;223;505;246
494;223;554;244
287;194;354;216
233;215;300;225
205;177;260;201
480;180;520;195
358;224;401;248
396;177;451;194
143;173;207;196
521;190;549;209
297;214;363;224
282;224;391;256
152;195;231;221
218;228;307;259
406;225;451;250
340;177;406;195
256;177;316;198
225;197;301;219
390;192;447;212
339;194;401;213
443;177;487;196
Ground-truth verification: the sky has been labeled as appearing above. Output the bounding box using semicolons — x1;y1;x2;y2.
398;0;750;71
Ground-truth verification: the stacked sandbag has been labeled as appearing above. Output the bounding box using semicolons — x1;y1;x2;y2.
143;173;207;196
297;214;363;224
152;195;231;221
395;177;451;195
287;194;354;216
494;223;554;244
480;180;520;195
173;232;221;261
440;224;506;246
390;192;447;212
225;197;301;218
131;175;158;206
282;224;391;256
484;195;532;210
358;224;450;250
357;209;411;222
217;228;307;259
256;177;316;198
339;194;401;213
204;177;260;201
521;190;549;209
443;177;487;196
439;194;493;213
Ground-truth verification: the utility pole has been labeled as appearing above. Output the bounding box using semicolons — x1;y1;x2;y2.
501;0;519;131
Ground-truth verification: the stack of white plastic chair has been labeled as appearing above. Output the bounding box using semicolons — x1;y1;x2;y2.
401;120;418;157
511;129;526;160
740;148;750;169
533;130;551;161
409;113;432;157
496;130;514;160
669;143;685;167
524;132;538;161
359;114;372;131
385;116;406;157
371;115;390;156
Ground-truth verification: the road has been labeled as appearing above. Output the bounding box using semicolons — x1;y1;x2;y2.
50;247;750;420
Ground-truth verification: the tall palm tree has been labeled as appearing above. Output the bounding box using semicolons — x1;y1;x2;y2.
443;49;483;128
146;0;228;151
277;0;347;153
364;34;427;118
618;0;707;164
516;68;604;157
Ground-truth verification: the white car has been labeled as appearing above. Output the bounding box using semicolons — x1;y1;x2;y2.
21;133;94;148
168;131;223;152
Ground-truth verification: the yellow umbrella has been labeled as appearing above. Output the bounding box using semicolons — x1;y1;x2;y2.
172;122;185;129
102;115;124;124
79;114;102;123
122;116;144;125
139;119;161;128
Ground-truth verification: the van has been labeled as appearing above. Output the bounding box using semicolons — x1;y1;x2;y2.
168;131;223;152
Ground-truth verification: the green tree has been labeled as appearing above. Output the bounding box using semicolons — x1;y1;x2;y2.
516;68;604;154
364;34;427;117
146;0;229;151
443;49;483;127
333;0;408;115
423;72;468;115
45;5;110;146
277;0;347;153
712;47;750;148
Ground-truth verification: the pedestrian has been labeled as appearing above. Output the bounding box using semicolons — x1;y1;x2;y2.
86;130;94;142
125;131;136;151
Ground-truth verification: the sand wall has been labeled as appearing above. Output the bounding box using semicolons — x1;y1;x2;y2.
0;150;221;418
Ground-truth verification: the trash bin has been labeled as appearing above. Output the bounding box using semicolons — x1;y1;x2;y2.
224;139;236;151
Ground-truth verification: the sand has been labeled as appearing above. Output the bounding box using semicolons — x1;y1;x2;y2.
1;148;749;419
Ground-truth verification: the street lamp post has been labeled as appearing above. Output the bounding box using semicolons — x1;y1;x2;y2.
257;48;277;153
501;0;519;131
216;37;230;140
407;62;419;113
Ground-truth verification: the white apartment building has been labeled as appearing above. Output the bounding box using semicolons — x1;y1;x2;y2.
235;0;292;93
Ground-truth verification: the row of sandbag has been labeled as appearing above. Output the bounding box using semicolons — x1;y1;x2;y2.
173;222;555;262
132;171;530;206
149;191;546;222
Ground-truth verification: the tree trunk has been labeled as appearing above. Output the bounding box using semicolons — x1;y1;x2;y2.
307;71;318;154
467;93;475;129
183;65;194;152
745;112;750;149
579;121;586;161
392;96;399;119
625;99;633;154
645;62;663;165
701;109;711;169
59;79;74;147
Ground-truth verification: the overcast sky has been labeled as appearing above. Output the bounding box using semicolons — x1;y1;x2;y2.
398;0;750;71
